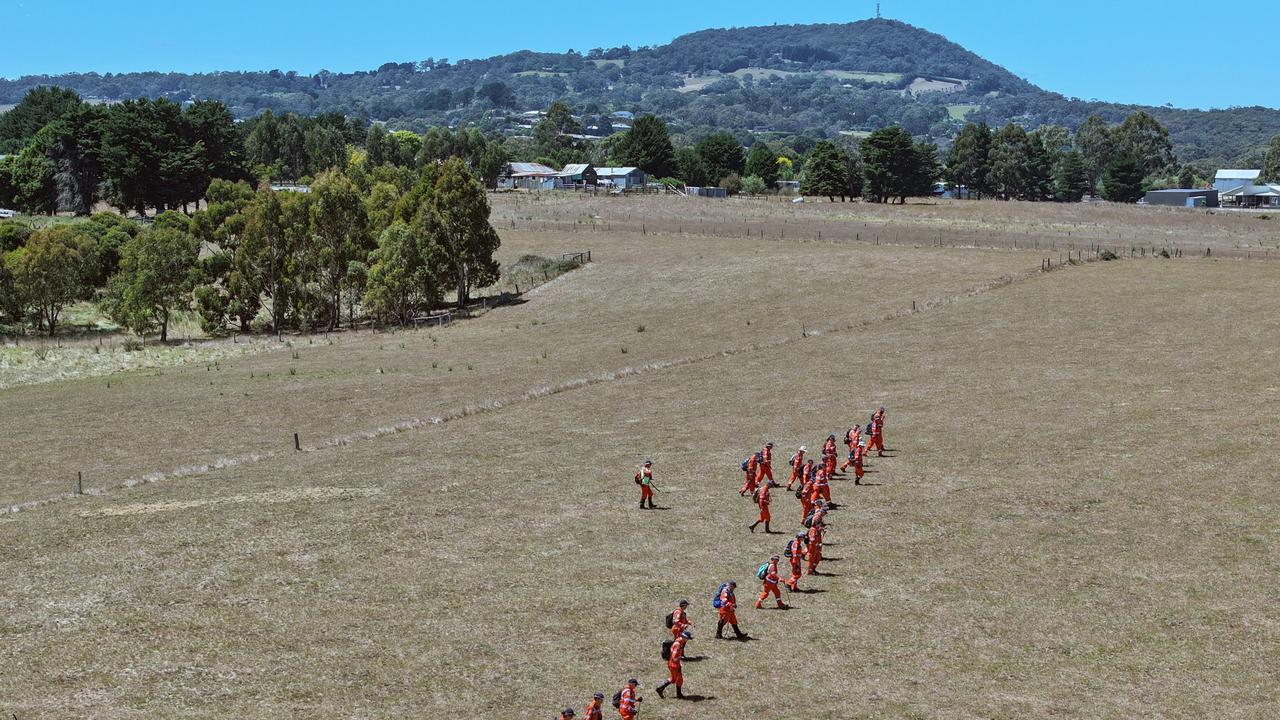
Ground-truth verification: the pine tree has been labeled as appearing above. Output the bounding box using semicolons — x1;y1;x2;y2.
1100;154;1146;203
860;126;918;204
945;122;992;198
1052;151;1090;202
745;141;779;187
800;141;849;201
616;115;676;179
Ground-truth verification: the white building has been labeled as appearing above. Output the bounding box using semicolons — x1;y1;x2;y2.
1213;169;1262;193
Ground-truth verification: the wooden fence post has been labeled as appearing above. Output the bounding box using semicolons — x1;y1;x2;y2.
294;433;301;451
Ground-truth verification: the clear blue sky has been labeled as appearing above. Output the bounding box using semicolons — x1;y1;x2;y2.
3;1;1272;110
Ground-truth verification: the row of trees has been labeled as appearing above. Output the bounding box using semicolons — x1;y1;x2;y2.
0;89;514;218
1;158;501;337
0;93;243;216
945;111;1177;203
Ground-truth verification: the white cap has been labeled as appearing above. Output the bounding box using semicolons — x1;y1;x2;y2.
799;445;808;452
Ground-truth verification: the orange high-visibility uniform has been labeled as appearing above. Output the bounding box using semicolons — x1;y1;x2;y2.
822;438;837;475
759;445;774;482
740;455;759;495
755;483;772;523
809;505;827;529
757;558;783;606
784;538;805;590
583;698;603;720
870;414;885;454
815;473;831;503
806;526;823;574
670;605;690;639
666;635;686;686
717;585;738;625
618;685;639;720
853;444;865;480
787;451;804;488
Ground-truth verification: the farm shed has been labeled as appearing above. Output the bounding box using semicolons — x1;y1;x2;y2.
1213;169;1261;193
502;162;560;190
557;163;598;187
595;167;648;189
1143;189;1219;208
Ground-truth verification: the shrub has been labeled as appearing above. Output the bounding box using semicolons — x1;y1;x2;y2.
1099;249;1118;261
741;175;768;195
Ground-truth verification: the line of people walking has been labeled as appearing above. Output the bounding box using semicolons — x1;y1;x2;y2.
553;409;889;717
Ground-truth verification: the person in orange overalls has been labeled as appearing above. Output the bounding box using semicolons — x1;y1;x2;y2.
758;442;774;483
714;581;748;640
814;467;831;504
787;446;807;489
636;460;656;509
839;425;861;473
805;524;824;576
807;499;828;530
755;554;788;609
852;440;866;484
583;693;605;720
784;532;806;591
805;468;824;512
822;435;838;476
739;452;760;496
669;599;691;639
749;480;776;533
617;678;641;719
870;407;886;456
656;630;690;699
798;466;815;524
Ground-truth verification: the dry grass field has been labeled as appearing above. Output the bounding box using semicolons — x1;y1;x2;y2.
3;195;1278;719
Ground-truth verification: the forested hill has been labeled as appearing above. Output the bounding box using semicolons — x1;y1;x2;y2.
2;19;1276;167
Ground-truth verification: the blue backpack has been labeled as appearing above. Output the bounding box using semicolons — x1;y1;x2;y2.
740;458;750;472
712;583;728;608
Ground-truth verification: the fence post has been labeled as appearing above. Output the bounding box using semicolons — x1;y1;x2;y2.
294;433;301;452
77;471;83;495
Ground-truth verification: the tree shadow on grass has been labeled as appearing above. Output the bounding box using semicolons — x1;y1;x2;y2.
682;693;715;702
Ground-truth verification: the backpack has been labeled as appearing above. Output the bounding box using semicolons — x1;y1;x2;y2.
634;472;641;485
712;583;728;609
664;612;674;629
611;690;622;709
740;458;750;472
756;562;769;580
865;422;873;435
751;487;761;504
844;429;852;444
804;511;816;528
661;639;674;660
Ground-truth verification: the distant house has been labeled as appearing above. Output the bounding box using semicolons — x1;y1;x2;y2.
269;182;311;193
1213;169;1261;193
557;163;597;187
1143;188;1219;208
610;111;635;120
595;167;648;189
1219;183;1280;208
502;162;560;190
